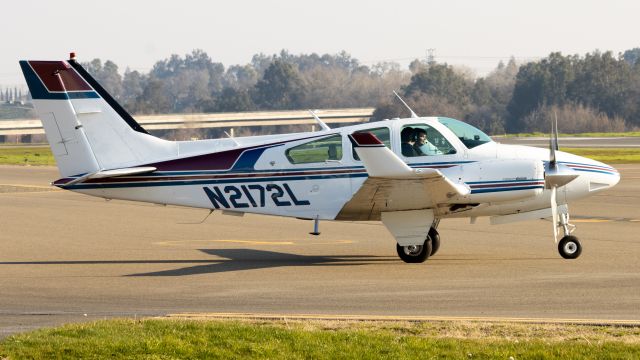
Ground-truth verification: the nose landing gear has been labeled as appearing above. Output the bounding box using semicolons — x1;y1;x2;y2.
556;212;581;259
558;235;582;259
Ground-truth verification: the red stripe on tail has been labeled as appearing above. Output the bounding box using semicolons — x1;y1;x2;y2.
28;61;92;92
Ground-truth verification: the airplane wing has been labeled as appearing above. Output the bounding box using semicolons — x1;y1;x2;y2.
336;132;469;221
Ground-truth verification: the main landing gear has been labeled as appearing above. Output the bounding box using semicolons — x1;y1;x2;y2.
556;212;581;259
396;226;440;263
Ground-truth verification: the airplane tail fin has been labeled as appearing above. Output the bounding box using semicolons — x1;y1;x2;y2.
19;55;176;178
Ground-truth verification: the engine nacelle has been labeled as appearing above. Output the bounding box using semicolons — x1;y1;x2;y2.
459;159;545;203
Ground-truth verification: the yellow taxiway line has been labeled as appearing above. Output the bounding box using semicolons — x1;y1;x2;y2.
572;219;611;223
163;312;640;327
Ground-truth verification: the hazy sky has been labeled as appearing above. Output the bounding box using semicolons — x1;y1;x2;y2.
2;0;639;87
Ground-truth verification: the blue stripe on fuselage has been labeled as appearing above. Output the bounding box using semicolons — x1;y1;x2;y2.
470;185;544;194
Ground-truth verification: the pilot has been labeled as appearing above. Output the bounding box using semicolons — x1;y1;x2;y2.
401;127;418;157
413;128;440;155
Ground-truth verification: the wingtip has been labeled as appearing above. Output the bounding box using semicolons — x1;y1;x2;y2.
349;132;384;147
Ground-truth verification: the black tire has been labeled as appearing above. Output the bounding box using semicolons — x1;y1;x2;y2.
429;227;440;256
558;235;582;259
396;238;433;263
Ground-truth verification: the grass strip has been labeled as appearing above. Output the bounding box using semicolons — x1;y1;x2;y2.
0;318;639;359
560;147;640;163
0;146;55;166
501;132;640;138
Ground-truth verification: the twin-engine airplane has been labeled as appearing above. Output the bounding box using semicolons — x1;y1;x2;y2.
20;54;620;263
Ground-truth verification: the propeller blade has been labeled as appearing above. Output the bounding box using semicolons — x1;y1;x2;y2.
549;111;559;166
544;111;579;189
551;186;558;243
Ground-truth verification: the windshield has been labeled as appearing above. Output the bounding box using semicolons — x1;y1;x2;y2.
437;117;492;149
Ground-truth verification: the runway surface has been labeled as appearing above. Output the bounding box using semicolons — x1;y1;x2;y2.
1;164;639;336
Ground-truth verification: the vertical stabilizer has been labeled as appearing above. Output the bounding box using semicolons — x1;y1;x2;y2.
20;56;177;178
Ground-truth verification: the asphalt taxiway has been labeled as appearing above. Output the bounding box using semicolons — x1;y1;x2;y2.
1;164;639;336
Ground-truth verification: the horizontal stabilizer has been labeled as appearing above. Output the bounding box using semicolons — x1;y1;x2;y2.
64;166;156;186
89;166;157;179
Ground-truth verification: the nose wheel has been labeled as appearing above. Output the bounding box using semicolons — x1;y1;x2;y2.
558;235;582;259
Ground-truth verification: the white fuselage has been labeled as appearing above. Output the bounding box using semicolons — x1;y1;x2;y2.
64;117;620;222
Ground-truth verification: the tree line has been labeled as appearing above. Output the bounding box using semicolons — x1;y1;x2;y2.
84;50;407;116
10;47;640;134
374;49;640;133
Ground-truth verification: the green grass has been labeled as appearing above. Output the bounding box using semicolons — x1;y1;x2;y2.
560;147;640;163
500;132;640;138
0;319;638;359
0;146;56;166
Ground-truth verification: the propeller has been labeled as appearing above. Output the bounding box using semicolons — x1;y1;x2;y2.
544;112;578;242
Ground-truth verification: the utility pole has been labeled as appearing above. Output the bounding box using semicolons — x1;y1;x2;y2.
426;48;436;66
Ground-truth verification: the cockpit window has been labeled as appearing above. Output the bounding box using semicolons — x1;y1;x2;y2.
401;124;456;157
437;117;492;149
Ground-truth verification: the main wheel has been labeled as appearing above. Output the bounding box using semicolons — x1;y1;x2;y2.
428;227;440;256
396;238;433;263
558;235;582;259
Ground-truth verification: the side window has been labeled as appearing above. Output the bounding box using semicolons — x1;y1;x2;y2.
352;127;391;161
400;124;456;157
286;134;343;164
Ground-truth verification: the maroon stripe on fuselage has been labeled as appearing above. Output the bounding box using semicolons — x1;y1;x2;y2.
28;61;93;92
80;168;369;184
148;148;246;171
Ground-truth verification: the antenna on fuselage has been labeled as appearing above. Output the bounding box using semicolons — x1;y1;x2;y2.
393;90;418;118
224;130;240;146
309;109;331;131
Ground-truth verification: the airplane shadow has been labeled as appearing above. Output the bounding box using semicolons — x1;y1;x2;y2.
128;249;395;277
0;249;395;277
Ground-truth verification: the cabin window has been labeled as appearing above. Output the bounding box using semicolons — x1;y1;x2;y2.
352;127;391;161
286;134;343;164
437;117;492;149
400;124;456;157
